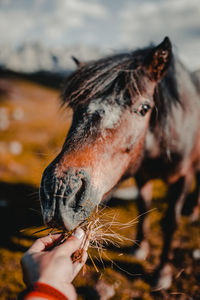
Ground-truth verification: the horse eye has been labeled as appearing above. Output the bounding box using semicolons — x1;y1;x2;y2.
137;104;151;116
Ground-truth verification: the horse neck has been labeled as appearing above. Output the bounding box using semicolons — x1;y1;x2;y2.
149;59;200;157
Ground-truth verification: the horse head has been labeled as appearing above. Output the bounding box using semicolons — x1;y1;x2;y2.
40;37;172;230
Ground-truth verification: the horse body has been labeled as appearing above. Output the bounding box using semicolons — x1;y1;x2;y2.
129;59;200;284
40;37;200;288
138;59;200;184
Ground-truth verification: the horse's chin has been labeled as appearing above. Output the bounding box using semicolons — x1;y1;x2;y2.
59;202;96;231
43;203;95;232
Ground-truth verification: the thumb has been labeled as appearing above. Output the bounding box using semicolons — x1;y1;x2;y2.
56;228;85;255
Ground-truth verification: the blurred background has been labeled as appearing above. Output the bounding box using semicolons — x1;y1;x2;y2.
0;1;200;299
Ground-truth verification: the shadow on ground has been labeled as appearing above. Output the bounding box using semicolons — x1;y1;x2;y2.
0;181;43;252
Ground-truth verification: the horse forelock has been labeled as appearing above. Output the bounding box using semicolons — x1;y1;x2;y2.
61;46;180;134
61;50;151;109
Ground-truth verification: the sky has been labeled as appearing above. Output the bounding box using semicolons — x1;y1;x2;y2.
0;0;200;70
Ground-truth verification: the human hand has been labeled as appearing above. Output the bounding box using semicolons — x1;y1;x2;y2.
21;228;87;300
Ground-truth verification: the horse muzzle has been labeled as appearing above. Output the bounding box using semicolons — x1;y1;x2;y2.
40;166;97;230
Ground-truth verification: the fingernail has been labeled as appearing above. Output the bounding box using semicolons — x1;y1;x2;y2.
73;228;84;239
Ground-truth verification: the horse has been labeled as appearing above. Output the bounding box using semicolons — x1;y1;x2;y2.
40;37;200;288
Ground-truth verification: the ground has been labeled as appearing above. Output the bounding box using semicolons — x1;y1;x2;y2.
0;76;200;300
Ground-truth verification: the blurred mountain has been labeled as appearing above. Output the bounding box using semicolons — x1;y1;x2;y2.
0;42;103;74
0;43;105;88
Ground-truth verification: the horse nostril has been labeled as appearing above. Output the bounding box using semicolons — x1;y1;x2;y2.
54;170;89;210
61;170;90;211
74;178;86;212
61;175;83;206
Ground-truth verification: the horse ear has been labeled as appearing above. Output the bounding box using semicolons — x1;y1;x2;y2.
71;56;85;68
145;37;172;81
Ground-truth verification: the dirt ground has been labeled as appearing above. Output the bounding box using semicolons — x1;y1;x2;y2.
0;77;200;300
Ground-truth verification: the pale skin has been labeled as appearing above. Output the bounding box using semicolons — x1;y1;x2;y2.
21;228;88;300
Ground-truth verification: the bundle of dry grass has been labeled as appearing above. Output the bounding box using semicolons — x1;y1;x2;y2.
56;206;138;268
26;206;153;273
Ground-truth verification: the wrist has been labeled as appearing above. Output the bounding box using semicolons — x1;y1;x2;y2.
21;282;75;300
37;279;77;300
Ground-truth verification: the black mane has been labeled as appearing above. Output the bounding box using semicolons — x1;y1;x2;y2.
62;46;180;130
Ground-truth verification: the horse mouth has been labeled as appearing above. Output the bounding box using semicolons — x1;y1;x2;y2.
39;167;98;231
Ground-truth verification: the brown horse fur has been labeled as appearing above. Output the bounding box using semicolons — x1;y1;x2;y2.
40;37;200;288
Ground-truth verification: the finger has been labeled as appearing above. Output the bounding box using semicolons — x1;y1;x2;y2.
76;250;88;265
73;251;88;278
28;234;63;253
56;228;85;255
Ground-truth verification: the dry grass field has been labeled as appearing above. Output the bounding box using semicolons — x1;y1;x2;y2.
0;76;200;300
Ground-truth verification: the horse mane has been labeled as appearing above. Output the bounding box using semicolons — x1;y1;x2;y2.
61;46;180;131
